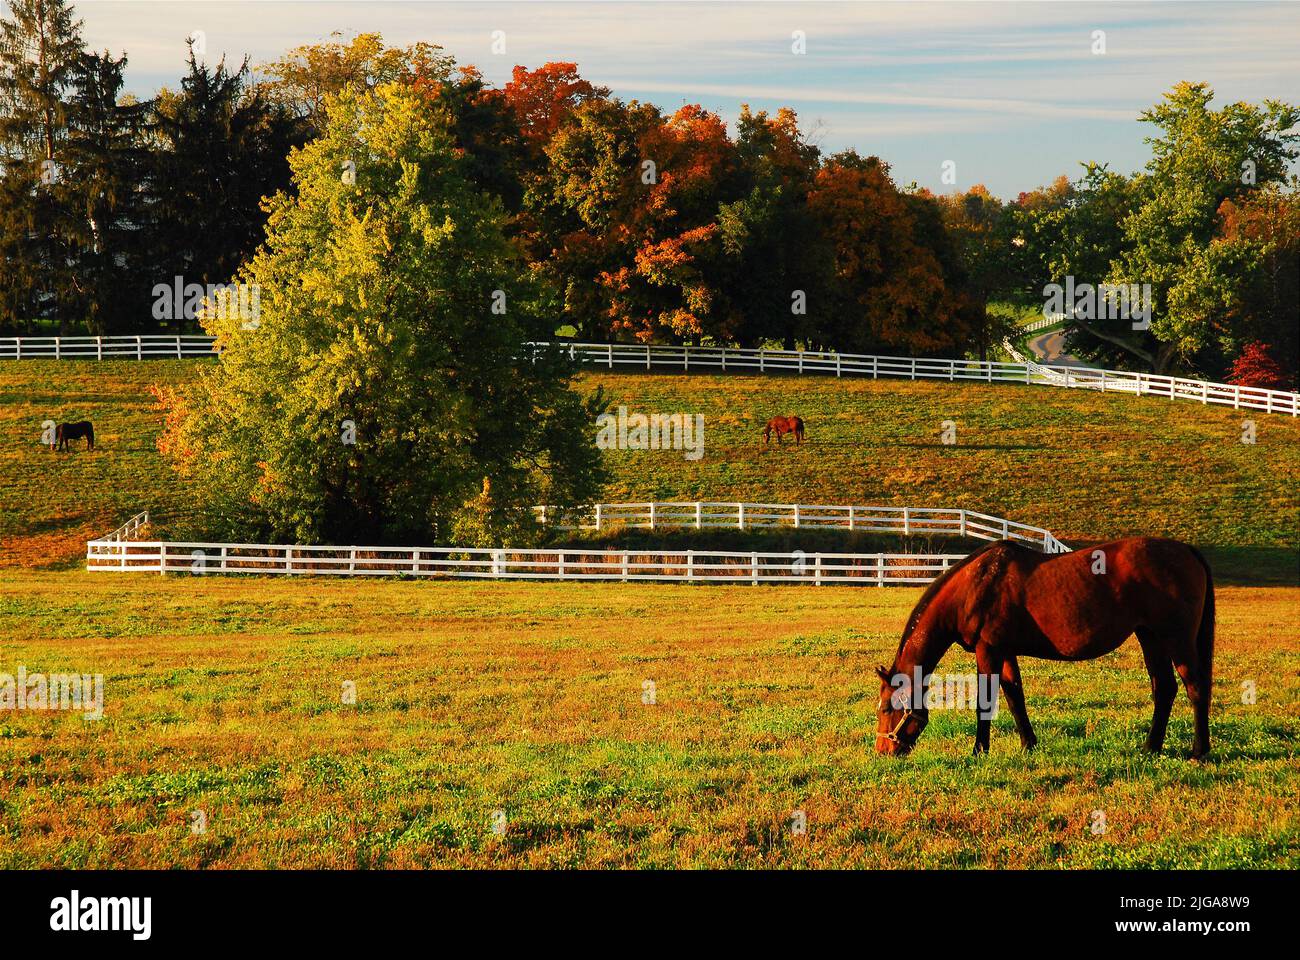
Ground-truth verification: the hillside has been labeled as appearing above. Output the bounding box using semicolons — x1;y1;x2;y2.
2;360;1297;582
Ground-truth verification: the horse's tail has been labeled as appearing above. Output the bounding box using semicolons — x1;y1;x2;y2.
1190;546;1215;690
87;422;95;450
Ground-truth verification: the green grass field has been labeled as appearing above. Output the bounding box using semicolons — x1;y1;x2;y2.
4;360;1295;582
1;358;1295;869
1;572;1296;868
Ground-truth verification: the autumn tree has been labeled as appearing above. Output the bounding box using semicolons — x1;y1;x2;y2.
808;153;965;355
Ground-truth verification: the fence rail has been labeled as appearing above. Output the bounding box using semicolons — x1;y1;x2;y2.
7;335;1293;416
535;501;1070;553
533;341;1298;416
0;335;216;359
86;538;968;585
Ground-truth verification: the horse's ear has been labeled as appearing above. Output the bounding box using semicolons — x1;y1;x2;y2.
875;665;890;681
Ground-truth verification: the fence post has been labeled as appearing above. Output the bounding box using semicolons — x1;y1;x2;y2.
220;545;228;572
695;501;702;529
910;357;916;381
621;550;629;582
595;503;603;530
687;550;694;583
136;335;142;360
759;349;765;373
97;336;103;360
1202;381;1208;405
814;554;822;586
1002;518;1009;540
737;502;745;531
649;503;657;530
1100;369;1105;393
176;337;183;359
557;550;565;578
751;552;759;586
848;505;855;531
836;354;841;377
948;359;954;382
1064;368;1071;388
798;352;804;374
607;343;614;369
645;344;651;370
793;504;801;529
55;337;61;360
871;355;878;379
1233;384;1240;410
875;556;884;587
683;345;689;371
286;547;293;574
159;543;166;575
903;506;910;536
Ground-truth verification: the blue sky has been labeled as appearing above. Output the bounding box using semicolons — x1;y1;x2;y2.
75;1;1300;197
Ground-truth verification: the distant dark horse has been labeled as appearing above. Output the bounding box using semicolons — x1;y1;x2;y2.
875;538;1214;759
54;421;95;452
763;415;805;445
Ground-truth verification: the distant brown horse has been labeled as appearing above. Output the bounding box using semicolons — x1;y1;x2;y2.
875;537;1214;759
54;421;95;451
763;415;805;445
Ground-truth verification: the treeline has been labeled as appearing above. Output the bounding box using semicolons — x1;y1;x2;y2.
1;1;1297;382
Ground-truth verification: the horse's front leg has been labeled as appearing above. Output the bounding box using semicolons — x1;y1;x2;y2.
1000;656;1037;750
973;644;1004;754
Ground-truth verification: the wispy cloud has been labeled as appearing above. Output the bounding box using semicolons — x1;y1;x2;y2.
74;1;1300;195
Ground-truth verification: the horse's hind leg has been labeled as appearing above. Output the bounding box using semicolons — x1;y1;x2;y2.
1136;629;1177;753
1171;644;1211;760
1000;657;1037;750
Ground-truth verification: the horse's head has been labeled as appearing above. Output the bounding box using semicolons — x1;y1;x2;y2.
874;664;928;756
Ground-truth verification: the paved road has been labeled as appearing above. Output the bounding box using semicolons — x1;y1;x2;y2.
1027;328;1087;367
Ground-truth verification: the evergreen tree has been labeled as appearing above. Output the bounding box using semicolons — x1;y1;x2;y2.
0;0;83;332
63;48;152;333
148;46;305;327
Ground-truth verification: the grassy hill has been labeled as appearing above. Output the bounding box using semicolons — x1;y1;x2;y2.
2;360;1297;582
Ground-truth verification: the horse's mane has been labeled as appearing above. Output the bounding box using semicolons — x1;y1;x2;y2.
892;541;1007;664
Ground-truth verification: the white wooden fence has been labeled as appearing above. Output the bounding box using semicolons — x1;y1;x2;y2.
534;501;1070;553
1021;314;1065;333
6;335;1294;416
86;537;967;586
0;335;216;359
535;341;1299;416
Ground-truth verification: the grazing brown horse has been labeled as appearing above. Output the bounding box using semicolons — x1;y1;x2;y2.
54;421;95;451
875;537;1214;759
763;415;805;445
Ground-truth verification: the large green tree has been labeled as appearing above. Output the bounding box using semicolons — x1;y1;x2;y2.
158;82;606;546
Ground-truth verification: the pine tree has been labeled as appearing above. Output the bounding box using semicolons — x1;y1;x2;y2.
63;49;152;333
148;46;305;327
0;0;84;332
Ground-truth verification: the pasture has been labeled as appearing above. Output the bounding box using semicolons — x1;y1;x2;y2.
1;357;1296;870
0;571;1295;868
2;360;1298;582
